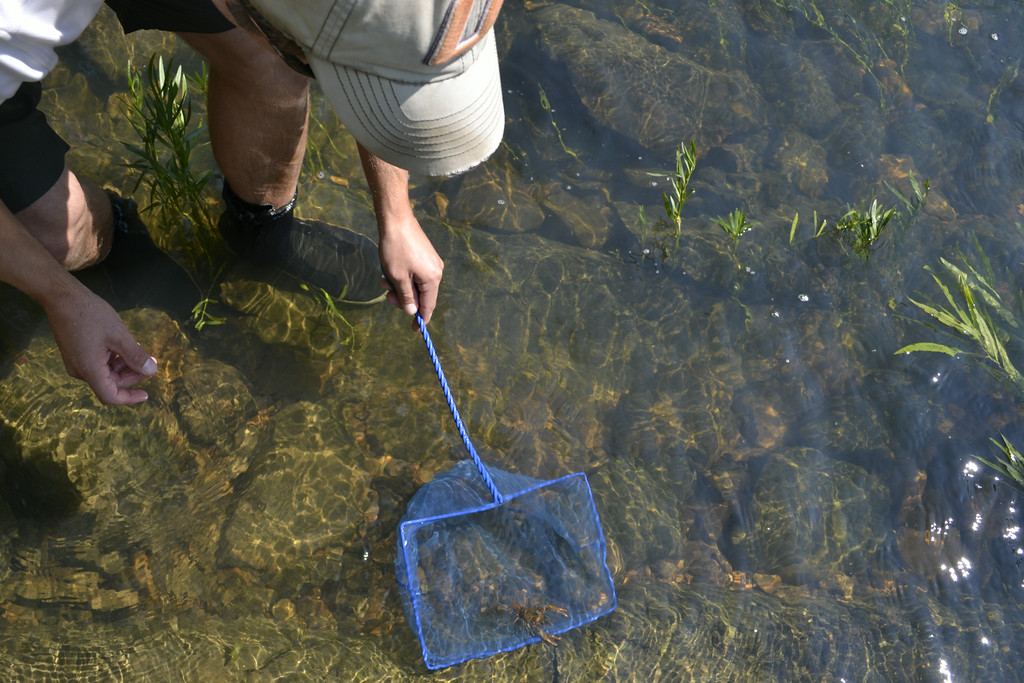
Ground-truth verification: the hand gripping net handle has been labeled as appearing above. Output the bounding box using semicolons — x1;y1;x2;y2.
416;313;505;504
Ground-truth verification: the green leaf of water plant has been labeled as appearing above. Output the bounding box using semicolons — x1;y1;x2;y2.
662;193;676;223
974;435;1024;489
299;283;356;348
904;260;1024;392
713;209;757;243
812;211;828;238
893;342;963;356
917;270;975;338
941;254;1022;332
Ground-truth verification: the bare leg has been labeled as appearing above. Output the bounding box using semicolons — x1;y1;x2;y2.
178;28;310;209
16;165;113;271
177;24;385;304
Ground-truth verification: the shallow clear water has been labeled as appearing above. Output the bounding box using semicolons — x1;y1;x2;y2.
1;1;1023;680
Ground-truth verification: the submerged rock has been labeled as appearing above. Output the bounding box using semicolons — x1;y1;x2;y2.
588;452;699;580
536;181;613;249
0;310;194;523
0;610;420;681
749;43;841;137
731;448;891;582
171;356;259;451
217;272;357;361
0;309;265;617
551;578;1021;681
0;497;14;583
221;402;375;591
446;148;547;235
772;131;830;199
530;5;765;157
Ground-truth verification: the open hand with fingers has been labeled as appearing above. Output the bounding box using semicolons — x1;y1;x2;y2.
45;285;158;405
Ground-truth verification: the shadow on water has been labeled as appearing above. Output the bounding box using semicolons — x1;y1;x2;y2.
0;425;82;522
0;0;1023;680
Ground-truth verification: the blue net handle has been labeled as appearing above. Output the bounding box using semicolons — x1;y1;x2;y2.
416;313;505;504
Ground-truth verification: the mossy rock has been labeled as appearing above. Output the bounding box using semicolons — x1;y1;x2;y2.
772;131;830;199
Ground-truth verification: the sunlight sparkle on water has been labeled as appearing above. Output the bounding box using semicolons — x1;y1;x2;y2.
962;460;980;479
931;517;955;537
939;556;972;582
940;657;954;683
956;557;972;578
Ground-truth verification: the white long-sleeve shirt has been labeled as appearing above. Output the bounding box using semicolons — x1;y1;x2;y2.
0;0;104;102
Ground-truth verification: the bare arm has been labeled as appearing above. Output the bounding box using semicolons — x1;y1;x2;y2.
358;144;444;325
0;201;157;405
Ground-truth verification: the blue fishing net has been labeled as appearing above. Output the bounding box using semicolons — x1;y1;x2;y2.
395;317;617;670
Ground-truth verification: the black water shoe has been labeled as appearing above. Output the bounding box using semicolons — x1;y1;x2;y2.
76;193;200;318
218;182;386;305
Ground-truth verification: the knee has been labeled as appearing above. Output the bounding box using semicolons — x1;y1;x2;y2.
181;29;310;99
17;168;112;271
63;184;113;271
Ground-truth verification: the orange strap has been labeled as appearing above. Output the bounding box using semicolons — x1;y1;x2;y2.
427;0;504;66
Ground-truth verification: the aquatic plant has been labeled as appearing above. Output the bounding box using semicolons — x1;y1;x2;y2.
833;196;897;257
943;1;963;44
713;209;759;270
538;85;580;162
630;140;697;261
790;198;895;255
976;435;1024;490
636;204;649;248
649;140;697;245
789;173;926;253
299;283;355;349
302;107;349;182
896;256;1024;392
986;60;1021;125
714;209;758;245
122;55;225;329
885;171;930;238
897;246;1024;490
788;210;829;244
750;0;915;104
189;297;224;331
